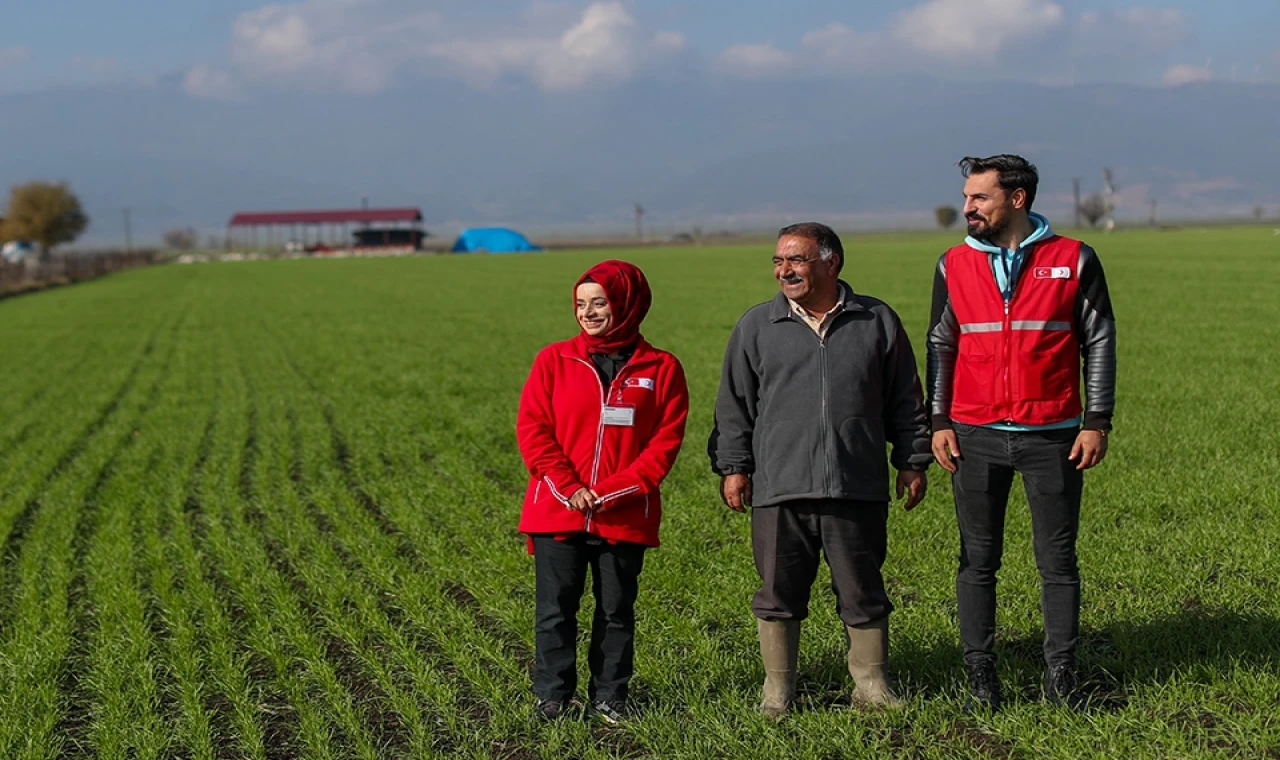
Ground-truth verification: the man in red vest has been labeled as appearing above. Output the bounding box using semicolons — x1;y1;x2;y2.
927;155;1116;713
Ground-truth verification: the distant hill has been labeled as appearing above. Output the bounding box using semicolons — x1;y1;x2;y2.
2;75;1277;243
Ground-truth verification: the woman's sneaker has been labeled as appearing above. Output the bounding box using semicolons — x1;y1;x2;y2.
532;698;582;722
589;699;628;725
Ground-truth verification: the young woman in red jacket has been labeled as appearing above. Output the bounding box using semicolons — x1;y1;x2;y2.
516;259;689;723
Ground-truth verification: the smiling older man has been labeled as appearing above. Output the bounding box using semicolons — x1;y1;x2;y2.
708;222;932;717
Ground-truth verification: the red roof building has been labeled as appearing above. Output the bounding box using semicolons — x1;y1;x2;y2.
226;207;425;251
228;207;422;226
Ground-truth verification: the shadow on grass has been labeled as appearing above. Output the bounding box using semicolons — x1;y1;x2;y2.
796;608;1280;710
1082;608;1280;705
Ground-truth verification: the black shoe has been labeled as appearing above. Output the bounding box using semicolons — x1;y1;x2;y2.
589;699;628;725
1045;665;1087;712
963;661;1002;713
532;698;580;722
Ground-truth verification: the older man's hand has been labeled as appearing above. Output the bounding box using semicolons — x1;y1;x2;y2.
720;474;752;513
896;469;927;511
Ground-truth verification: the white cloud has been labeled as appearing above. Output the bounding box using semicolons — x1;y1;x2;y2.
226;0;441;93
718;2;1198;85
427;2;681;90
893;0;1064;61
722;0;1068;78
188;0;683;95
1162;63;1213;86
183;64;241;100
182;0;1221;94
712;43;795;78
0;45;30;69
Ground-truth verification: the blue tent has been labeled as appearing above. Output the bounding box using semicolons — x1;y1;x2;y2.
451;227;541;253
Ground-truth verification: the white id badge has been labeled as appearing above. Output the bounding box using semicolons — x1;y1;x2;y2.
602;405;636;427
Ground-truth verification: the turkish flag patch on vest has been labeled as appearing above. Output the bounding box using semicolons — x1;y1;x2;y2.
1034;266;1072;279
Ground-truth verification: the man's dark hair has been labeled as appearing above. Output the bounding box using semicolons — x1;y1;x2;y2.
959;154;1039;210
778;222;843;272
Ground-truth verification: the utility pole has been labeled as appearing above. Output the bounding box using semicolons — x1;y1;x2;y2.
1072;178;1081;228
1149;198;1158;227
123;208;133;254
634;203;645;239
361;195;369;210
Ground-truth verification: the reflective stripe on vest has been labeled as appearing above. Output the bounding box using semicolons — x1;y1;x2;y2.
958;321;1002;334
959;320;1072;333
1010;320;1072;331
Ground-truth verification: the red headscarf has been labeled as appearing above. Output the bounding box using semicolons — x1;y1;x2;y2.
574;259;652;355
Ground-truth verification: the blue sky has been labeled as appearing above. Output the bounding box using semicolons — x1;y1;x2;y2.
3;0;1279;96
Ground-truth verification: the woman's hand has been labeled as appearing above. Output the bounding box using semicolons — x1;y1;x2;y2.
568;488;595;512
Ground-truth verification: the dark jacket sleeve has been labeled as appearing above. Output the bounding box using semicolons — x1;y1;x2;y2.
1075;244;1117;431
882;309;933;471
925;253;959;432
707;318;758;476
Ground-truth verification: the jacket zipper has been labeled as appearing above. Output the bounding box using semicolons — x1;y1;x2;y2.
569;357;627;533
1003;300;1013;422
820;335;831;495
999;246;1030;423
795;315;834;495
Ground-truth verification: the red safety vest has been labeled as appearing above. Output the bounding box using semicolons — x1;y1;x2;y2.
945;235;1083;426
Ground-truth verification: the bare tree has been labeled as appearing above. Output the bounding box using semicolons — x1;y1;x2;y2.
163;227;198;250
934;205;959;229
1252;205;1265;221
1101;168;1116;231
1078;194;1109;227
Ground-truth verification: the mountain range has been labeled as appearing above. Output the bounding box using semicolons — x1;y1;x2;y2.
3;74;1278;244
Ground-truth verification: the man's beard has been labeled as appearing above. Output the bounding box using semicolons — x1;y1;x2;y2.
966;214;1009;242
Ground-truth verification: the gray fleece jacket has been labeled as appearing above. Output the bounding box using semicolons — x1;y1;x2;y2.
708;282;932;506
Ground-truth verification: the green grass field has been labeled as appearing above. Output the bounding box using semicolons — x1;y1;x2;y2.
0;227;1278;759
